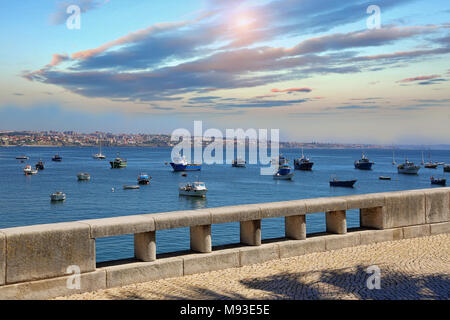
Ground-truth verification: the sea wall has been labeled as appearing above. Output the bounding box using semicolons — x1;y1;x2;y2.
0;187;448;299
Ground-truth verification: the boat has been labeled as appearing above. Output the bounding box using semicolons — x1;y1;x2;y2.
232;158;246;168
35;159;45;170
179;181;208;197
421;151;425;165
330;178;357;188
436;162;445;165
273;164;294;180
123;185;140;190
392;149;396;165
52;154;62;162
77;173;91;181
430;177;446;186
110;153;127;168
23;165;38;175
354;153;374;170
294;149;314;171
16;155;29;160
379;176;392;180
93;141;106;159
50;192;66;202
170;154;201;172
137;173;151;185
397;159;420;175
424;162;438;169
444;165;450;173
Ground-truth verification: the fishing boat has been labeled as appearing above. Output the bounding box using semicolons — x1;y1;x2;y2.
123;185;140;190
93;141;106;159
397;159;420;175
354;153;374;170
424;162;438;169
379;176;392;180
110;153;127;168
330;178;357;188
137;173;151;185
16;155;29;160
273;164;294;180
179;181;208;197
444;165;450;173
77;173;91;181
294;149;314;171
170;154;201;172
430;177;446;186
232;158;246;168
50;192;66;202
23;165;38;175
52;154;62;162
35;159;45;170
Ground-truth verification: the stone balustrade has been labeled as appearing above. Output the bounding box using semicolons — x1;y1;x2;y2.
0;187;448;299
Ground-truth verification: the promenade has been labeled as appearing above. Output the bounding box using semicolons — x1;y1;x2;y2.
58;234;449;300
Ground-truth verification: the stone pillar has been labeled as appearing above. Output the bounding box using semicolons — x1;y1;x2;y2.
190;225;212;253
240;220;261;246
285;215;306;240
134;231;156;262
360;207;384;229
326;210;347;234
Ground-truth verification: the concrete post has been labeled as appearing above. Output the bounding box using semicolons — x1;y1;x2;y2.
285;215;306;240
190;225;212;253
134;231;156;262
326;210;347;234
360;207;384;229
240;220;261;246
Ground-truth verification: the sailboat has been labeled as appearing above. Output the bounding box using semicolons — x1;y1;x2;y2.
392;149;396;165
93;140;106;159
421;152;425;165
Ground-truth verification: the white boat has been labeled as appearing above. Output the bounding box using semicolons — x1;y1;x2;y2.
93;141;106;159
50;192;66;201
179;181;208;197
232;158;246;167
23;165;38;175
77;173;91;181
273;164;294;180
398;159;420;175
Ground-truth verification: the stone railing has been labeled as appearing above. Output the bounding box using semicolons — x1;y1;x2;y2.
0;187;448;299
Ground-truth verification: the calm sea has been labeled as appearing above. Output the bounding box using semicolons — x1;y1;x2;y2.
0;147;448;262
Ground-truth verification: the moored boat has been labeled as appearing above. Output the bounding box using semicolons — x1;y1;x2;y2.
50;192;66;202
444;165;450;173
379;176;391;180
398;159;420;175
93;141;106;159
273;164;294;180
330;178;357;188
179;181;208;197
137;173;151;185
16;155;29;160
77;173;91;181
294;149;314;171
23;165;37;175
430;177;446;186
424;162;438;169
52;154;62;162
170;154;201;172
110;153;127;168
35;159;45;170
123;185;140;190
232;158;246;168
354;153;374;170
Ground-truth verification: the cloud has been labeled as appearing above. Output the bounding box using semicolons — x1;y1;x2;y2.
271;88;312;93
398;74;441;83
336;105;379;110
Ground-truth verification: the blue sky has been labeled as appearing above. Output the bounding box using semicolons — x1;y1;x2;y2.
0;0;449;144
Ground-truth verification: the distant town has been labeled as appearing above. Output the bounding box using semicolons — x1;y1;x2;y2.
0;131;448;150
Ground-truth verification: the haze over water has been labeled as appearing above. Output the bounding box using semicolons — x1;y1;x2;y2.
1;147;449;262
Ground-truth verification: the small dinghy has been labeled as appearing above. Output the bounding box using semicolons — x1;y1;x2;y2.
50;192;66;202
330;178;357;188
379;176;391;180
430;177;446;186
123;185;140;190
77;173;91;181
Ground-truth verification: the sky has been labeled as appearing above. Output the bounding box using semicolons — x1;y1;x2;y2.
0;0;449;144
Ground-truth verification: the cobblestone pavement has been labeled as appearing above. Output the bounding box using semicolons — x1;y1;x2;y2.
58;234;450;300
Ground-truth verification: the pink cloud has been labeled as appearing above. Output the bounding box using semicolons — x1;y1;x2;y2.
398;75;441;83
271;87;312;93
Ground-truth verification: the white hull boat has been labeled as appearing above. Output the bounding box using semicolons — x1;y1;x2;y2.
398;160;420;175
23;165;37;175
50;192;66;201
179;181;208;197
77;173;91;181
